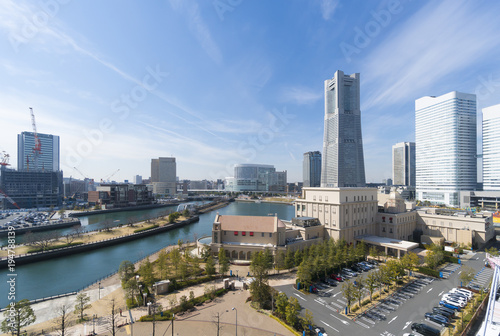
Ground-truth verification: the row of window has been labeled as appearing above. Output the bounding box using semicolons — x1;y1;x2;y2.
224;231;272;237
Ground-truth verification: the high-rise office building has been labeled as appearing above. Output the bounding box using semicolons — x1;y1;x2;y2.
392;142;416;187
133;175;143;185
415;91;477;207
482;104;500;191
303;151;321;187
225;164;287;192
18;132;60;171
321;70;365;188
150;157;176;195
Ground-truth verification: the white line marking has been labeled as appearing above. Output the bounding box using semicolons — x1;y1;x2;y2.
293;293;307;301
330;301;343;309
388;316;397;324
427;288;433;293
458;271;462;275
330;313;349;325
355;320;370;329
327;288;335;293
438;291;444;296
314;299;325;305
332;292;341;297
403;321;412;330
320;320;339;332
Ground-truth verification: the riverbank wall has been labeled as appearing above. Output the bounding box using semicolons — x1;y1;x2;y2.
0;216;199;268
69;203;178;217
0;219;81;237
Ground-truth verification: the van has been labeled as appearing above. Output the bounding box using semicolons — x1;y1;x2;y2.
411;322;441;336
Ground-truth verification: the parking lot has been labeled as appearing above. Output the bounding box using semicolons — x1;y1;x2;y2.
274;251;491;336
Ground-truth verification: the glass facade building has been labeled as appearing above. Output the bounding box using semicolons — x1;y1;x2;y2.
17;132;60;172
482;104;500;191
321;70;365;188
415;91;477;207
392;142;416;187
225;164;287;192
303;151;321;187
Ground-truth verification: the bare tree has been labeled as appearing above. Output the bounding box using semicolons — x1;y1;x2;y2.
212;311;225;336
63;233;76;245
70;225;84;238
24;231;61;251
102;219;114;233
55;305;69;336
109;299;117;336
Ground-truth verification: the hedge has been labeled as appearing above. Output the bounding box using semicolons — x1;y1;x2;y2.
133;224;159;233
417;266;440;278
27;242;84;253
444;255;459;264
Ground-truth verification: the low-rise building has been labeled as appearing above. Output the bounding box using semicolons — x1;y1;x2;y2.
88;184;153;208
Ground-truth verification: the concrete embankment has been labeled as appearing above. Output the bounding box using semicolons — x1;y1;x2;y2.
69;202;178;217
0;216;199;268
197;200;232;214
0;219;81;237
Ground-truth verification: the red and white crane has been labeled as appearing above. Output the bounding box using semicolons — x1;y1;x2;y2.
29;107;42;170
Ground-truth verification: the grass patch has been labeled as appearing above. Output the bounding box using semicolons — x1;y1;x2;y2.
133;224;159;233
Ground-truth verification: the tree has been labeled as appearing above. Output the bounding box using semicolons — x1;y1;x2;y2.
386;259;404;286
1;299;36;336
205;255;216;276
179;261;189;281
294;249;304;266
102;219;114;232
425;244;444;269
157;250;168;279
218;248;230;276
55;305;69;336
183;208;190;218
74;292;92;321
365;272;378;301
285;297;301;327
459;266;475;285
123;277;140;306
302;309;315;331
171;248;182;277
284;249;295;271
275;292;288;318
355;240;367;261
118;260;135;285
486;247;499;257
297;259;314;286
369;246;380;261
250;251;273;308
109;299;117;336
353;276;365;312
138;258;155;288
275;250;286;273
340;280;356;313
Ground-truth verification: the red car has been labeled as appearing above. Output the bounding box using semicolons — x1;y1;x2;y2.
330;274;343;282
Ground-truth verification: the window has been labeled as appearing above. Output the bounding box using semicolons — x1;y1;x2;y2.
302;205;305;211
325;219;328;225
389;228;393;233
319;206;322;212
346;196;348;202
325;207;329;213
269;233;272;237
389;218;393;224
242;231;246;236
382;217;386;222
234;231;238;235
297;204;300;211
333;207;336;214
261;232;264;237
319;196;322;201
250;232;254;236
313;196;316;201
325;196;328;201
224;231;226;235
333;220;336;226
382;227;386;232
346;208;348;214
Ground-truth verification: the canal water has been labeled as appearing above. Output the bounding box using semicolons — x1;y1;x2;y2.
0;201;294;307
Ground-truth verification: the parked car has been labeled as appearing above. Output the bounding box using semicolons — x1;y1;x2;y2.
432;307;455;319
468;283;483;292
330;274;343;282
450;288;473;299
439;300;461;311
425;313;449;326
445;291;469;301
411;322;441;336
442;295;466;307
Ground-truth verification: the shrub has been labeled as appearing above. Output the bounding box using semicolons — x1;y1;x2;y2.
417;266;440;278
362;299;370;306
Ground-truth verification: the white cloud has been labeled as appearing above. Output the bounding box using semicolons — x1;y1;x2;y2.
320;0;339;20
361;0;500;111
280;86;322;105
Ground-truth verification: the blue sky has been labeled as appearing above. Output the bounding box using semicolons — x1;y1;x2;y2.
1;0;500;183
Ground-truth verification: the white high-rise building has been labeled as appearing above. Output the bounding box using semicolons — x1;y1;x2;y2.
482;104;500;191
415;91;477;207
18;132;60;172
321;70;365;188
392;142;415;187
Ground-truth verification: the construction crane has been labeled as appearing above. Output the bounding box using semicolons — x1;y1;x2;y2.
29;107;42;171
0;188;20;209
101;169;120;183
0;151;10;166
73;166;95;188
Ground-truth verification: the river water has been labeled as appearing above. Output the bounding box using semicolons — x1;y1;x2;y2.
0;201;294;307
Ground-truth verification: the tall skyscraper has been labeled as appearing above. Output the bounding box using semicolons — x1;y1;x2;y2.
17;132;60;172
321;70;365;188
392;142;416;186
150;157;176;195
482;104;500;191
303;151;321;187
415;91;477;207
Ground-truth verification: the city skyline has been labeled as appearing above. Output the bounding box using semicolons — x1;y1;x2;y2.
1;1;500;182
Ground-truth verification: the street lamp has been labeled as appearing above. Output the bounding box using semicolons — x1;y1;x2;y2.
92;314;96;335
236;270;239;280
232;307;238;336
98;281;101;299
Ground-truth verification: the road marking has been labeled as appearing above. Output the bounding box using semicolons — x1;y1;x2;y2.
314;299;325;305
438;291;444;296
332;292;341;297
293;293;307;301
388;316;398;324
330;301;343;309
337;299;347;305
320;320;339;332
355;320;370;328
330;313;349;325
403;321;412;330
427;287;433;293
458;271;462;275
327;288;335;293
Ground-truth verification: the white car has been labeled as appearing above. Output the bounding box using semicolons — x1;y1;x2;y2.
442;297;466;308
446;290;469;301
450;288;473;299
442;293;467;303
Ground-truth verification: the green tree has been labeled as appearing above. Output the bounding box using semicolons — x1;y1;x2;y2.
182;208;190;218
355;241;367;261
157;250;168;279
138;258;155;288
74;292;92;321
369;246;380;261
459;266;475;285
341;280;356;313
118;260;135;285
218;248;230;276
171;248;182;277
285;297;301;327
275;292;288;318
294;249;304;266
486;247;499;256
425;244;444;269
123;277;139;306
302;309;315;331
1;299;36;336
284;249;295;270
205;255;216;276
297;259;314;286
353;276;365;312
365;272;378;302
179;261;189;281
250;251;273;308
275;250;286;273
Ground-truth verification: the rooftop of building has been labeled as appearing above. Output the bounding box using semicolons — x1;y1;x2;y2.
215;214;285;233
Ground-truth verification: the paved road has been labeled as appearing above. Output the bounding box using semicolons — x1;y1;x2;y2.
274;252;490;336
